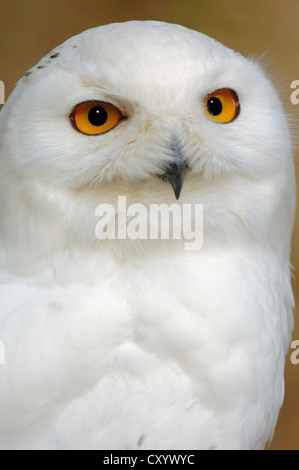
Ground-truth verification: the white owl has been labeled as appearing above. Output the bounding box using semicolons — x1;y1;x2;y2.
0;21;296;450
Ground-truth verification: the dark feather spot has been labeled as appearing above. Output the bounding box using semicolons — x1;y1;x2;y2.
37;65;45;69
137;435;146;448
50;52;60;59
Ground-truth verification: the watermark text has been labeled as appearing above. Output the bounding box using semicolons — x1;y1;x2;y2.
290;340;299;365
290;80;299;104
0;341;5;365
103;453;195;466
0;81;4;105
95;196;203;251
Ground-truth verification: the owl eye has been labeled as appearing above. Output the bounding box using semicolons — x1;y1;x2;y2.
204;89;240;123
70;101;124;135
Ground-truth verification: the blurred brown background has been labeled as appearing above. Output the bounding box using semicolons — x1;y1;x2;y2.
0;0;298;450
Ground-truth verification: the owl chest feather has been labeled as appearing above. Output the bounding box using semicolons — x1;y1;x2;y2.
0;244;291;449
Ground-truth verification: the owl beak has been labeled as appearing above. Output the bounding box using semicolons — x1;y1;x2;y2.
159;138;186;199
162;160;186;200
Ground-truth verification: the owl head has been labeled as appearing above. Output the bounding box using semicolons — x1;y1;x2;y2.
0;21;295;270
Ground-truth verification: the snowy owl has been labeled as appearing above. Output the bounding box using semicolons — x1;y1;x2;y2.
0;21;296;450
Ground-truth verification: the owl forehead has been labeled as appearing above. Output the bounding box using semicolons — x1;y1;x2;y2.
74;21;231;61
79;24;233;74
60;23;241;102
22;22;247;112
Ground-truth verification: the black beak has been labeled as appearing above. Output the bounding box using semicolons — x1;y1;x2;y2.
162;160;186;200
158;139;186;200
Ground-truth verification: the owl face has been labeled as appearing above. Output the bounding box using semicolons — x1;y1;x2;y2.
0;21;295;260
1;21;291;187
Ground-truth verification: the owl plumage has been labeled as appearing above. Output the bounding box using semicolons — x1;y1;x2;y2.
0;21;295;450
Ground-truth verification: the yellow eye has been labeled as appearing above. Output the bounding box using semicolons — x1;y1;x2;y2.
204;89;240;123
70;101;124;135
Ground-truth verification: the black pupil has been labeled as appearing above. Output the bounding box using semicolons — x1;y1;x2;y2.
207;97;223;116
88;106;108;126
